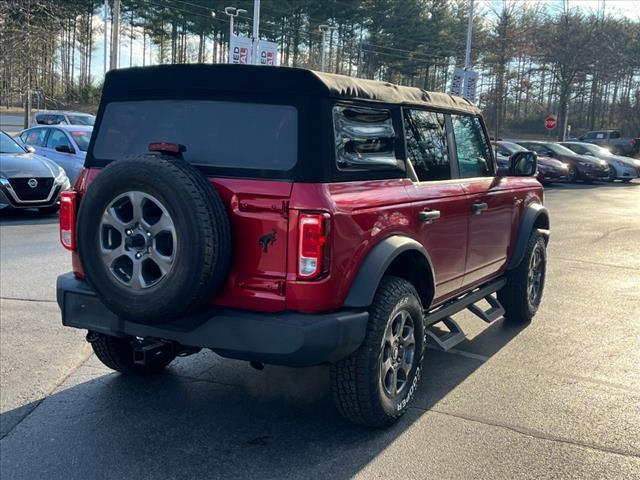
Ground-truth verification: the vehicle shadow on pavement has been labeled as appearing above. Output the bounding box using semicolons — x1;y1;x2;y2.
0;209;58;226
0;320;526;480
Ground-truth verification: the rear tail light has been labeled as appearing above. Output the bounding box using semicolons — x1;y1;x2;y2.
60;191;77;250
298;212;330;280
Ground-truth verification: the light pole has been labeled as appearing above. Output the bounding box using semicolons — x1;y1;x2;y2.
319;25;329;72
103;0;108;74
224;6;247;40
319;24;335;72
464;0;474;71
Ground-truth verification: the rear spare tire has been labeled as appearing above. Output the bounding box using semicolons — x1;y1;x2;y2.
77;155;231;324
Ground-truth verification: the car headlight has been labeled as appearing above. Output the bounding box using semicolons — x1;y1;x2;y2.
634;159;640;168
560;163;569;169
598;160;607;166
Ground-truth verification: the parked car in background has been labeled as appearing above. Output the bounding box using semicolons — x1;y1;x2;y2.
495;141;568;185
560;141;640;183
514;140;609;183
17;125;92;185
578;130;640;157
0;130;70;214
31;110;95;127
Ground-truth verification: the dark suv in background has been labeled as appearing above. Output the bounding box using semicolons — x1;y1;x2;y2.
57;65;549;427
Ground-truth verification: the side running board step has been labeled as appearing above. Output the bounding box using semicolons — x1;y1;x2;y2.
467;294;505;323
424;279;507;351
425;317;465;351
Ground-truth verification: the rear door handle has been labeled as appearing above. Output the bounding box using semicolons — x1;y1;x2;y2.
418;210;441;223
471;202;488;214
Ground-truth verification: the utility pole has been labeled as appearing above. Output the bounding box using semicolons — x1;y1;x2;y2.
319;25;329;72
464;0;474;71
110;0;120;70
103;0;109;74
252;0;260;65
357;29;363;77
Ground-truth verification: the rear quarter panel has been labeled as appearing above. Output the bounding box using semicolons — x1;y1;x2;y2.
285;178;417;313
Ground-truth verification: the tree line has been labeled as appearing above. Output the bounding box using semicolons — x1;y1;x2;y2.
1;0;639;137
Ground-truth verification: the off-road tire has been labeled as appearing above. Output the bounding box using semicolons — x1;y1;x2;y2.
330;276;425;428
76;155;231;324
91;335;175;374
498;230;547;324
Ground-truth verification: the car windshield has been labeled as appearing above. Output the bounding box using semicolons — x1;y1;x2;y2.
0;131;26;154
70;130;91;151
547;143;577;156
67;115;95;126
499;142;528;154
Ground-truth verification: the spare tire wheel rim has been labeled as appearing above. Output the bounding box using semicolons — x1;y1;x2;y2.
100;191;176;290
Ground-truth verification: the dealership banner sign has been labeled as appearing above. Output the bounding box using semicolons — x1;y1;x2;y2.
463;70;479;103
229;35;253;64
450;68;479;104
256;40;279;66
450;67;465;97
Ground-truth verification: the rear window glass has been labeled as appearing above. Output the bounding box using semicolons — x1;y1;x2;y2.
92;100;298;170
67;115;95;126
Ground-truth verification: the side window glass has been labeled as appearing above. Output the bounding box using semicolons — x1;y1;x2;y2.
333;105;402;171
496;146;510;157
403;109;450;181
585;132;595;139
56;115;67;124
22;128;48;147
47;130;71;149
610;131;620;139
451;115;493;178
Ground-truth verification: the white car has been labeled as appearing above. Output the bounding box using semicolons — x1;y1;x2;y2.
560;142;640;183
31;110;95;127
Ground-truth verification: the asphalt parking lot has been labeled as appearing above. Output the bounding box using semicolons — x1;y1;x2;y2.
1;181;639;479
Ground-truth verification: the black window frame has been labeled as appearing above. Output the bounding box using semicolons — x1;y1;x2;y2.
449;113;496;179
401;107;455;183
329;99;407;182
87;91;325;182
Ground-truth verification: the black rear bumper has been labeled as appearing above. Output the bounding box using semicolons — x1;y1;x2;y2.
57;273;368;367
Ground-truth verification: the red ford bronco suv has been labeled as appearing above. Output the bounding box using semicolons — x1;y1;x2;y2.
57;65;549;427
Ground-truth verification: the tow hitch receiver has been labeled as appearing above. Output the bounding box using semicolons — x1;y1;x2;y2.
133;339;175;366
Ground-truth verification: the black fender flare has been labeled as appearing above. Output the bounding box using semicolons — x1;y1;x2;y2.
343;235;435;308
508;203;550;270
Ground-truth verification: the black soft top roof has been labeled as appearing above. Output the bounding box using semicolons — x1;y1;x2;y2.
103;64;479;115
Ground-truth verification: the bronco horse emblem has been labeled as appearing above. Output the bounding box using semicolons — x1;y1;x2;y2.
258;229;277;253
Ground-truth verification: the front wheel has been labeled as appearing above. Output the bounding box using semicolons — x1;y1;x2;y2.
566;165;578;183
498;230;547;324
607;165;617;182
331;276;425;427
